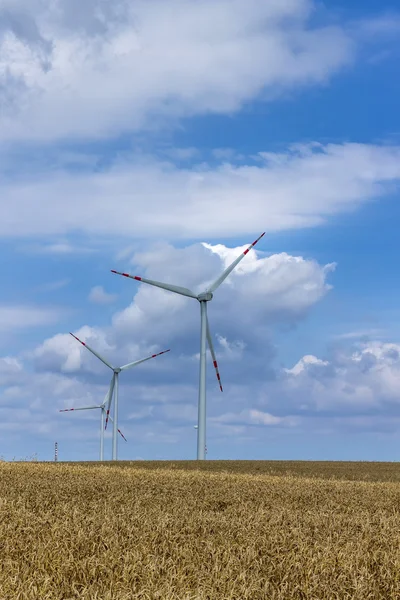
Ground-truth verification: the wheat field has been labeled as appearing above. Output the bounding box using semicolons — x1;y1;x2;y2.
1;461;399;599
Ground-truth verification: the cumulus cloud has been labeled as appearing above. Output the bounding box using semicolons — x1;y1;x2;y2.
0;0;356;143
111;241;334;353
88;285;117;305
4;241;399;457
3;334;400;457
31;322;168;381
32;325;117;374
280;341;400;415
1;143;400;240
25;240;333;443
285;354;329;376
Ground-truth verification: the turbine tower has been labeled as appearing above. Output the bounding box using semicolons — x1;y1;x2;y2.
59;391;127;461
111;232;265;460
69;333;170;460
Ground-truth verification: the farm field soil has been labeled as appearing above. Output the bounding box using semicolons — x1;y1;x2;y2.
1;460;399;599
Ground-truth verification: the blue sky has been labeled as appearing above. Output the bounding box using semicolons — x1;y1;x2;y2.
1;0;400;461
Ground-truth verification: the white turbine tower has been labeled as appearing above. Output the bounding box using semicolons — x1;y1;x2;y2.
59;393;127;461
69;333;170;460
111;232;265;460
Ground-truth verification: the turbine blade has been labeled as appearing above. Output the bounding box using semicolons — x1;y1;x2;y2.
206;232;265;293
104;374;116;430
111;270;197;299
120;349;170;371
108;416;127;442
206;315;223;392
99;386;111;408
59;406;100;412
70;333;114;370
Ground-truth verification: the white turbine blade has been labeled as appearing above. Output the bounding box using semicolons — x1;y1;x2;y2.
104;374;116;430
70;333;114;370
99;386;111;409
111;270;197;299
108;416;127;442
206;232;265;293
59;405;100;412
120;349;171;371
206;315;223;392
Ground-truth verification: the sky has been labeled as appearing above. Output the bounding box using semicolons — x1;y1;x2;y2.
1;0;400;462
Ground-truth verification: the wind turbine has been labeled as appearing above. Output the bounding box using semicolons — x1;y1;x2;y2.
111;232;265;460
69;333;170;460
59;392;127;461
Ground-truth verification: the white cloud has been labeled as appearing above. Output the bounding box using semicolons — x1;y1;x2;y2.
30;242;96;254
0;305;63;332
0;356;23;373
281;341;400;413
3;241;400;454
88;285;117;305
32;325;118;374
3;334;400;456
285;354;329;375
27;241;333;438
35;278;70;293
216;335;246;360
31;322;166;377
211;408;298;427
0;0;355;143
33;332;84;373
333;329;386;341
1;143;400;240
0;356;23;387
111;241;334;351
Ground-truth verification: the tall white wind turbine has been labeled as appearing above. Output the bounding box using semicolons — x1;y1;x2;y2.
69;333;170;460
59;392;127;461
111;232;265;460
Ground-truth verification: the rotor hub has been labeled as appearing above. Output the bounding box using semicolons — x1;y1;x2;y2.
197;292;213;302
114;368;121;374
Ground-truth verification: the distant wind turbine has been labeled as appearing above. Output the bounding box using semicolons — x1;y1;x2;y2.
69;333;170;460
59;392;127;461
111;232;265;460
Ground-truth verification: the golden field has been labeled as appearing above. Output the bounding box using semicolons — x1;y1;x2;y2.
1;460;400;599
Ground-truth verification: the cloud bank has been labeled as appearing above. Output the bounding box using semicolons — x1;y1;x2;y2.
1;143;400;240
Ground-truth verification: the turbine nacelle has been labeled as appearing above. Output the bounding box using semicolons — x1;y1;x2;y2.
197;291;213;302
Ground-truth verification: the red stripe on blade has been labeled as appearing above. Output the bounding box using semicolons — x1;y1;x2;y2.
252;232;265;246
134;276;142;281
70;333;85;346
